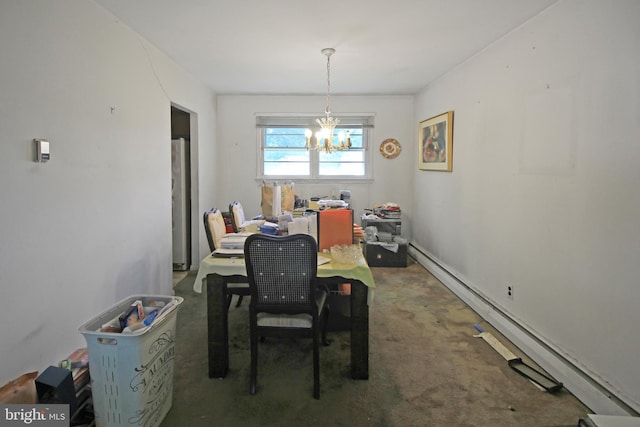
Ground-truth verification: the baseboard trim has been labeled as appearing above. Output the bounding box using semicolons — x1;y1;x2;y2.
408;243;639;416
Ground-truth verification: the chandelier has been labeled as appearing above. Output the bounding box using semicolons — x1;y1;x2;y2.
305;48;351;153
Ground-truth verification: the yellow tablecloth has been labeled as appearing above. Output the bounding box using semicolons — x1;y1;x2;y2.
193;252;376;303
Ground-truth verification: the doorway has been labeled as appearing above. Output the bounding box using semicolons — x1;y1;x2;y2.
171;106;192;271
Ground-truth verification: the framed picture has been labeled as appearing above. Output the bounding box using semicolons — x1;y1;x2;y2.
418;111;453;171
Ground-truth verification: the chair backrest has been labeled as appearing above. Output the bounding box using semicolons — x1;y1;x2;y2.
229;201;246;233
317;208;354;252
203;208;227;252
244;233;318;314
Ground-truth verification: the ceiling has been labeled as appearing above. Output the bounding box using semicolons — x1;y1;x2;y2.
94;0;558;96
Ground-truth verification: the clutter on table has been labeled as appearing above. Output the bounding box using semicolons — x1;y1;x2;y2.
329;243;362;265
259;220;279;235
353;224;365;242
318;199;349;209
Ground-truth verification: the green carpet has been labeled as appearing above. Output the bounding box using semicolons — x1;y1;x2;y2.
162;259;589;427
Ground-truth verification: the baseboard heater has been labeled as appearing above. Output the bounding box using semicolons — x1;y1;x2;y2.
410;243;640;415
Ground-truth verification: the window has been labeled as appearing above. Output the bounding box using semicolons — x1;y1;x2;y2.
257;115;374;180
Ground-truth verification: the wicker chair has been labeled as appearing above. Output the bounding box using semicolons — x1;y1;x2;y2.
243;233;330;399
203;207;249;308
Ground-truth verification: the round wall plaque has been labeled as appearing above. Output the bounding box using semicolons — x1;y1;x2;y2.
380;138;401;159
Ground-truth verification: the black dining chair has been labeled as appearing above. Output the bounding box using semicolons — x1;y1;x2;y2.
243;233;330;399
203;207;249;308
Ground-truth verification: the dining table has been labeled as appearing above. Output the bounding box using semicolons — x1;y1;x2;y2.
193;250;375;380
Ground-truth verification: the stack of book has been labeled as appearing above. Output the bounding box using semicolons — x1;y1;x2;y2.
219;233;248;249
213;232;250;257
258;221;279;235
374;202;401;219
60;348;94;426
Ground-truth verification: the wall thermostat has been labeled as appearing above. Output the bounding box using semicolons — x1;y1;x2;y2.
34;139;50;162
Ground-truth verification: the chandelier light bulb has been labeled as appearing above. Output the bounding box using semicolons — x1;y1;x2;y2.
304;129;312;149
338;131;346;149
314;131;323;150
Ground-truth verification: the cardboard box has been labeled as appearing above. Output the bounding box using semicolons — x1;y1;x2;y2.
364;241;408;267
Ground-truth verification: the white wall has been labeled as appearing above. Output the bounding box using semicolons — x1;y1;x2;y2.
216;95;415;234
0;0;216;384
6;0;638;414
412;0;640;414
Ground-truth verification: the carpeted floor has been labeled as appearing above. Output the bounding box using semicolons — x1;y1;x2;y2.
162;258;590;427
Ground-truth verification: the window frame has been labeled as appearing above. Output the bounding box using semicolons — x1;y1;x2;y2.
256;114;374;182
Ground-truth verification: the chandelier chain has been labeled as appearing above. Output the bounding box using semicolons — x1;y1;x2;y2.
304;48;346;153
325;51;331;115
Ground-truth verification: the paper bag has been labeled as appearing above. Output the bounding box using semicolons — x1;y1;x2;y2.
261;182;293;217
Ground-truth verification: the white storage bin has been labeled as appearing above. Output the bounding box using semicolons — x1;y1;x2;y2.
78;295;183;427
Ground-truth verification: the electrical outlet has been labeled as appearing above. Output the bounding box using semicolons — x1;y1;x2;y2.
507;284;514;300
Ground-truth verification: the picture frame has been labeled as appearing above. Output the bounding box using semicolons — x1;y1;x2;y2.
418;111;453;171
